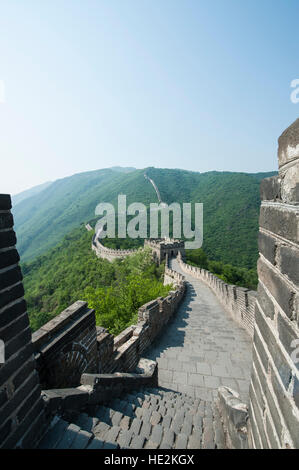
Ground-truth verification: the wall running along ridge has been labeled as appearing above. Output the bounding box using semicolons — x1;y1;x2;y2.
92;234;139;261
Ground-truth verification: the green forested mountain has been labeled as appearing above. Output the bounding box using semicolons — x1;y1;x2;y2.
22;227;169;334
13;167;277;268
12;181;52;206
13;168;157;262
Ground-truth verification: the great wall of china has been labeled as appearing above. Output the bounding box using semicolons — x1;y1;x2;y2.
0;118;298;449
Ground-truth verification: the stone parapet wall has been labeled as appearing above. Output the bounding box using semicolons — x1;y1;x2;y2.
95;265;186;374
32;301;98;389
0;194;45;449
92;235;139;261
41;358;158;423
177;254;256;337
248;118;299;449
30;248;185;388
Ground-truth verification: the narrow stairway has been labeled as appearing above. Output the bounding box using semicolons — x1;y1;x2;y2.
38;386;226;449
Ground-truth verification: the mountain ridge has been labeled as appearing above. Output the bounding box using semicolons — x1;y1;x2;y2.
13;166;277;267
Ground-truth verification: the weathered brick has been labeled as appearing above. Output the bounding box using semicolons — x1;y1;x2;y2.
265;412;280;449
0;213;13;230
255;306;292;389
251;352;283;443
12;358;36;391
256;282;275;320
260;176;281;201
2;398;44;449
21;410;45;449
258;231;276;265
0;249;20;270
0;231;16;250
248;401;262;449
249;385;269;449
270;364;299;448
0;266;22;291
280;164;299;204
0;389;7;408
258;258;295;319
0;283;25;310
278;244;299;285
293;376;299;410
278;117;299;168
17;386;41;423
0;195;12;210
5;327;32;361
0;371;40;425
259;205;298;244
277;311;299;360
252;327;269;374
150;424;163;445
0;313;29;344
0;343;33;387
0;299;27;330
0;419;12;443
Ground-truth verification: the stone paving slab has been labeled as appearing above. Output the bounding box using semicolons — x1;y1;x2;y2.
145;259;252;403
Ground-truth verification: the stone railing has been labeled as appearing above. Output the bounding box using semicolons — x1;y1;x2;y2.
177;253;257;338
92;235;139;261
41;358;158;423
32;254;185;389
32;301;98;389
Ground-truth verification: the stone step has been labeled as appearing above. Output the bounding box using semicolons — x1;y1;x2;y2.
55;423;81;449
44;386;226;450
38;417;69;449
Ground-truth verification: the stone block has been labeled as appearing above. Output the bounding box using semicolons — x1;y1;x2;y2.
259;205;298;244
0;195;12;210
270;364;299;448
0;266;22;291
0;283;25;310
0;213;13;230
0;230;16;250
277;310;299;360
278;117;299;168
256;282;275;320
278;244;299;286
5;327;32;361
255;305;293;389
258;231;276;265
0;299;27;330
252;324;269;372
0;248;20;271
260;176;281;201
258;258;295;319
293;376;299;410
280;163;299;203
0;343;33;387
0;313;29;344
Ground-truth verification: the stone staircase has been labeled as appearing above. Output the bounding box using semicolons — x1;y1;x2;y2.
38;387;226;449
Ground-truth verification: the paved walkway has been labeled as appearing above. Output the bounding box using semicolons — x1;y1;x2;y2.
145;259;253;403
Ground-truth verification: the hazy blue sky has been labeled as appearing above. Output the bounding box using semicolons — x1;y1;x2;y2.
0;0;298;195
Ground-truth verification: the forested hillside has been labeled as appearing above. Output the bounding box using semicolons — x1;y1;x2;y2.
22;227;170;334
14;167;277;268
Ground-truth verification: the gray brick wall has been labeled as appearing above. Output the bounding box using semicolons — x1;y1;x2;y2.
32;301;98;389
248;118;299;449
0;195;45;449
